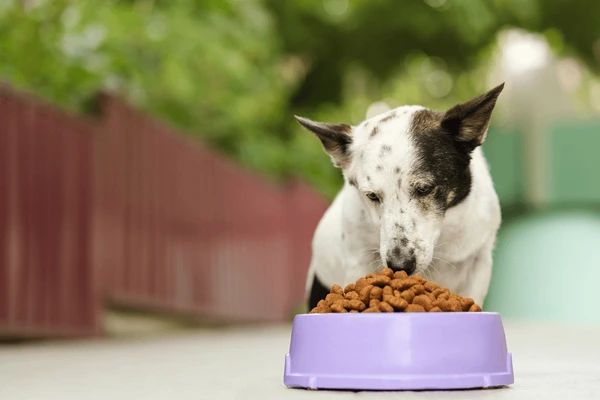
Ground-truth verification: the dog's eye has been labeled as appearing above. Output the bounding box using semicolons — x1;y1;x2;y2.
365;192;381;203
415;184;434;197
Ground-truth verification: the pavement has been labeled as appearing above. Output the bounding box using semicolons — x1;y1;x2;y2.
1;317;599;400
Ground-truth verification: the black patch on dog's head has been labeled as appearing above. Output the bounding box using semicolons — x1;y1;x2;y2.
408;85;503;212
409;109;472;212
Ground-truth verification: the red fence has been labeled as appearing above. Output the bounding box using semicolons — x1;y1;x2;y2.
0;88;99;337
0;86;327;336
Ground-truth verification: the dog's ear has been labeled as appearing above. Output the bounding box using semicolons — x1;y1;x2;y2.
441;83;504;147
295;115;353;168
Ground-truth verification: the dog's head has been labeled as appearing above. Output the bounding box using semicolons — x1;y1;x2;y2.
296;84;503;275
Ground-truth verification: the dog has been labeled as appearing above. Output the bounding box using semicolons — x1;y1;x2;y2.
296;84;504;309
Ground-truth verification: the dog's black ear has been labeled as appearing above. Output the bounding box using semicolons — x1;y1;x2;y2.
441;83;504;147
295;115;353;168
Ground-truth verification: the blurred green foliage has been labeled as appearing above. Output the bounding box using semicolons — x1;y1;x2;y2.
0;0;294;184
1;0;599;198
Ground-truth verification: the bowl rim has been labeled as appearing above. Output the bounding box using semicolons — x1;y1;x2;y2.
297;311;499;317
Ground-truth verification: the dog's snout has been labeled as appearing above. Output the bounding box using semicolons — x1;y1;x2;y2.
385;253;416;275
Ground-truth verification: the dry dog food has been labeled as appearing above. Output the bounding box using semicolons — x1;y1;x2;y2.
310;267;482;313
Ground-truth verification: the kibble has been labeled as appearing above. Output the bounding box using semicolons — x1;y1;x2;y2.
310;267;482;314
378;301;394;312
405;304;426;312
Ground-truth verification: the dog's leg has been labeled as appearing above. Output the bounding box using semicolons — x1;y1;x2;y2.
307;274;331;310
461;240;494;306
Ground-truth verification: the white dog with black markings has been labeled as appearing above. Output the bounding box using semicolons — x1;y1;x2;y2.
296;84;504;309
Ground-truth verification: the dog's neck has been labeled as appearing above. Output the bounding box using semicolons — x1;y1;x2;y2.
339;148;500;281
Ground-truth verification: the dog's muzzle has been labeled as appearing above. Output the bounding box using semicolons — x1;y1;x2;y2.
385;247;416;275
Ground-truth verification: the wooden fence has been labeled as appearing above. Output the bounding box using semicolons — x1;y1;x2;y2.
0;86;327;337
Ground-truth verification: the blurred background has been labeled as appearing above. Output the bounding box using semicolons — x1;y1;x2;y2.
2;0;600;340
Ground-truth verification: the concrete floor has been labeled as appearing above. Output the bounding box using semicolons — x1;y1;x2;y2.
1;319;599;400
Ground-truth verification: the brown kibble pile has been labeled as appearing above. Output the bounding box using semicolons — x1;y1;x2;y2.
310;267;482;313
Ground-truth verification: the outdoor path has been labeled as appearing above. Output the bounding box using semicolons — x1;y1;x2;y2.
1;320;599;399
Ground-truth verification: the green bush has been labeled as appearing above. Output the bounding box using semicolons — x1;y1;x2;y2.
0;0;296;180
2;0;599;198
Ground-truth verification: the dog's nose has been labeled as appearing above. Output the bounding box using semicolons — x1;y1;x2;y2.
385;257;416;275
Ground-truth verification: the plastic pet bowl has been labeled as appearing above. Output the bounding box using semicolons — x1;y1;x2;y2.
284;312;513;390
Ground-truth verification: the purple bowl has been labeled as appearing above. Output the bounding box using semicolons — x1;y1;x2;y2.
284;312;513;390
